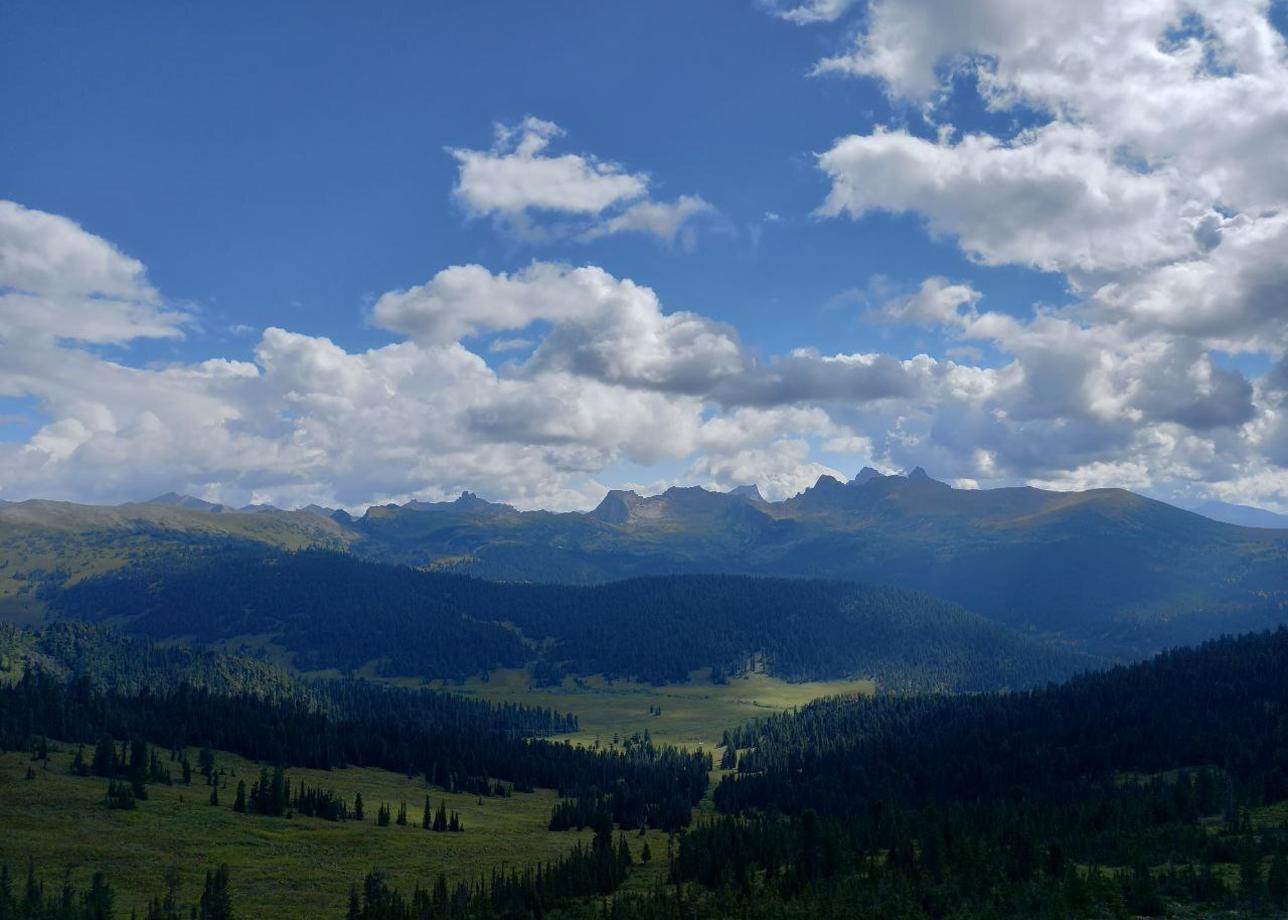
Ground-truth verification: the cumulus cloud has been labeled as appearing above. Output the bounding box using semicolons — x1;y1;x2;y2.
0;200;188;345
449;118;715;245
794;0;1288;507
817;124;1203;274
3;194;1276;511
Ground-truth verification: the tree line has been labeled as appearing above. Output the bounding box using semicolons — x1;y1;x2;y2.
0;671;708;832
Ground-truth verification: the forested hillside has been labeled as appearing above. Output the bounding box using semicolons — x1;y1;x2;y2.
651;627;1288;918
44;548;1093;690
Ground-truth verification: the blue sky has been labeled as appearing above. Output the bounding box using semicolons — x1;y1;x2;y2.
1;0;1063;358
2;0;1287;511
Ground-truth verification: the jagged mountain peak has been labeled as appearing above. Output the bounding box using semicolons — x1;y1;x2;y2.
588;489;644;523
906;466;950;487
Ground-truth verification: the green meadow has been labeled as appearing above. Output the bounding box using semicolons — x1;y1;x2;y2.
415;667;876;750
0;745;635;919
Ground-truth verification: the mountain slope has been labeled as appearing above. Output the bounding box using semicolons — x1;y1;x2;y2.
0;499;352;622
1190;498;1288;528
42;549;1092;690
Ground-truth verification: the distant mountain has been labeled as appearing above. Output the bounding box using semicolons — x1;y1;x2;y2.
137;491;225;512
4;474;1287;658
1189;499;1288;529
44;548;1095;690
337;475;1288;656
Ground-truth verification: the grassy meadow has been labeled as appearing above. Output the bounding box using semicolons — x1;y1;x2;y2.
0;745;643;919
416;667;876;750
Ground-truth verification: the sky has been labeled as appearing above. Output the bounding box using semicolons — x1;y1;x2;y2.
2;0;1287;512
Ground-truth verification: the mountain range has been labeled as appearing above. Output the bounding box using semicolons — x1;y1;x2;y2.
2;470;1286;658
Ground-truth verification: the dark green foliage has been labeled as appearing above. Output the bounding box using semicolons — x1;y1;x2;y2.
49;549;1093;689
105;780;135;810
0;863;117;920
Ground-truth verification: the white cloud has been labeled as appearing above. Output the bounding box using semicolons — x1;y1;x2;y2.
579;194;715;247
0;200;188;345
879;276;981;325
767;0;861;25
818;124;1204;274
449;118;716;245
451;117;647;219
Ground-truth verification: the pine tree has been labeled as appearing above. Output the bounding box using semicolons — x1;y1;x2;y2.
422;795;432;830
345;885;361;920
198;865;233;920
353;792;365;822
92;735;115;778
396;800;408;826
198;743;215;780
1268;851;1288;908
1240;847;1265;907
84;871;115;920
209;784;220;807
233;781;246;813
641;841;652;863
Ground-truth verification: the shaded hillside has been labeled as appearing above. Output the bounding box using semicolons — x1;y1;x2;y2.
43;549;1091;690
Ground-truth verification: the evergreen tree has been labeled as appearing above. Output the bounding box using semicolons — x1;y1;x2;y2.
353;792;365;822
1269;850;1288;908
233;781;246;813
198;865;233;920
1240;847;1265;906
91;735;115;777
422;795;432;830
209;784;219;807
